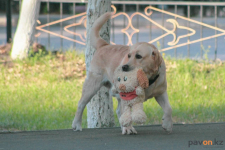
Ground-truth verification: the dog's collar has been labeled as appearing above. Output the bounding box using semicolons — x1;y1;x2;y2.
148;64;161;86
149;74;159;86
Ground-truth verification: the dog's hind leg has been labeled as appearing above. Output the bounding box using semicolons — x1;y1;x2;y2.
72;72;103;131
155;91;173;134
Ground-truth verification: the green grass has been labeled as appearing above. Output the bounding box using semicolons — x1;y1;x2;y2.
0;52;225;131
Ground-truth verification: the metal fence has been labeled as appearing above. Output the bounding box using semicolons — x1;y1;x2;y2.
6;1;225;60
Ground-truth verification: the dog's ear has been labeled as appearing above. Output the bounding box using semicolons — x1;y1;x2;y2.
157;51;162;67
137;69;149;89
152;50;162;72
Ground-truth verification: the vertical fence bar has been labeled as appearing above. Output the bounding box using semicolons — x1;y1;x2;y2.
161;5;164;49
174;5;177;58
187;5;190;58
214;5;217;61
47;1;50;49
60;2;63;50
112;10;115;43
149;5;152;42
123;4;126;45
73;3;76;49
85;3;88;10
200;5;203;59
18;0;21;32
19;0;21;10
6;0;12;43
34;0;38;43
136;4;139;43
35;26;38;43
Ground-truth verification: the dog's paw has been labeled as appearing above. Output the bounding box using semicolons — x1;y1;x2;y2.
122;126;137;135
162;116;173;134
72;119;82;131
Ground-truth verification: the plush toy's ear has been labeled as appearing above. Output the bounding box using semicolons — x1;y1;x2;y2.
137;69;149;89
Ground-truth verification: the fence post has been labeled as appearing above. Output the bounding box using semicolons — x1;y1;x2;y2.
6;0;12;43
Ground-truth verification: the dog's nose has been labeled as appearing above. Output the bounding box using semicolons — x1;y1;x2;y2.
122;65;129;72
119;84;126;91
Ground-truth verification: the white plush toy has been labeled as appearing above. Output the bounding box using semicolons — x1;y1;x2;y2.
112;66;149;134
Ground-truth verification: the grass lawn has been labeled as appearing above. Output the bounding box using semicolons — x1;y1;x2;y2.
0;52;225;131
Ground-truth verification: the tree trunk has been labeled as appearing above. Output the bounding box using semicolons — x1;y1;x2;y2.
86;0;114;128
11;0;40;59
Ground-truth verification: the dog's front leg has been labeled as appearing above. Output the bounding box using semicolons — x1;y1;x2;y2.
72;72;103;131
155;91;173;134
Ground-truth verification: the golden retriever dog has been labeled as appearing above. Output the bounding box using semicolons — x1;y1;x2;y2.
72;12;173;134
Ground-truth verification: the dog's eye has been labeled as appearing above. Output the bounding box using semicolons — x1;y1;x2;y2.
135;54;142;59
152;51;155;56
124;76;127;81
128;54;131;58
117;77;121;82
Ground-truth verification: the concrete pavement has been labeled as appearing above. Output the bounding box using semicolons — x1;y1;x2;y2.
0;123;224;150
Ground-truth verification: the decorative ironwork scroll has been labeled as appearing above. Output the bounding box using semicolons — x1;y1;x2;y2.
36;5;225;52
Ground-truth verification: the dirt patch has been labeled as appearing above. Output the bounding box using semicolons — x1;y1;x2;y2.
0;42;47;67
0;127;21;132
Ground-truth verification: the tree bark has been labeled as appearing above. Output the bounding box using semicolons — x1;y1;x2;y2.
11;0;40;59
86;0;114;128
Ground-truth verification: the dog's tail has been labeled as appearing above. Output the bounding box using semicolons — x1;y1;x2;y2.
90;12;111;49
